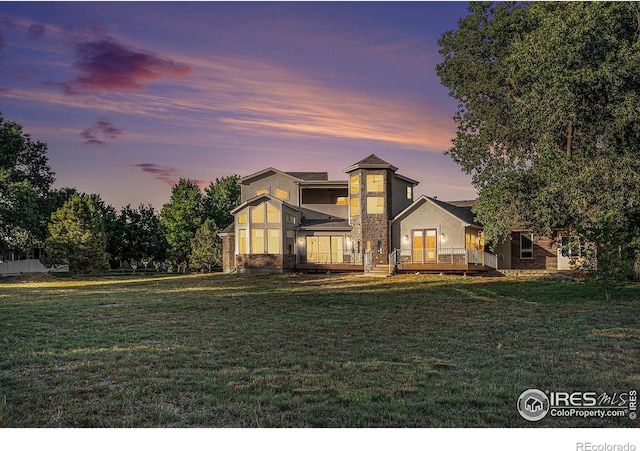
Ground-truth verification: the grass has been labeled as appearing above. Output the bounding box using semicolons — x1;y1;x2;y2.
0;272;638;427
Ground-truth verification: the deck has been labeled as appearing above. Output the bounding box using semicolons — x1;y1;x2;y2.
295;263;364;272
398;263;491;273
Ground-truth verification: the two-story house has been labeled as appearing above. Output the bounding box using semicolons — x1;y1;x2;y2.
220;154;498;274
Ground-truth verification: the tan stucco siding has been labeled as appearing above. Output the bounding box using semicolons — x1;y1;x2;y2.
240;172;300;205
395;201;467;252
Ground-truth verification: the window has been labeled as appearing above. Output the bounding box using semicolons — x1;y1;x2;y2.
251;229;264;254
286;214;296;224
267;229;280;254
306;236;343;263
350;197;359;216
466;232;477;250
336;196;348;205
267;203;280;224
238;229;247;254
367;174;384;192
237;213;247;224
251;204;265;223
407;186;413;200
366;196;384;214
350;175;360;195
520;233;533;259
255;188;269;196
275;188;289;200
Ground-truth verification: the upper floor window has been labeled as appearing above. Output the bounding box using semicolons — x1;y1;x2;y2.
286;214;296;224
350;175;360;195
366;196;384;214
336;196;348;206
407;186;413;200
350;197;360;216
251;204;265;223
237;213;247;224
366;174;384;192
267;203;280;224
275;188;289;200
520;233;533;259
256;188;269;196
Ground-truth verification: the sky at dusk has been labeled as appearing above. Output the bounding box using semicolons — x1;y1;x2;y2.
0;1;475;210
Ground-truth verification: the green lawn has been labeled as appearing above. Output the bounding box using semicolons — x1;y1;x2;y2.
0;273;638;427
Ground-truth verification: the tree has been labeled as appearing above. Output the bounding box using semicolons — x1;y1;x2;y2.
117;204;167;269
203;175;241;231
45;193;109;274
0;112;56;255
189;219;221;272
437;2;640;289
160;179;204;270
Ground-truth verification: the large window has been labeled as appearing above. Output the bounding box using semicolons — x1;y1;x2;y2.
520;233;533;259
367;174;384;192
251;204;265;223
267;229;280;254
366;196;384;214
238;229;247;254
306;236;344;263
256;188;269;196
267;203;280;223
251;229;264;254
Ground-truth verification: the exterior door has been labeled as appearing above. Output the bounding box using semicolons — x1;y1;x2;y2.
558;235;580;270
412;229;437;263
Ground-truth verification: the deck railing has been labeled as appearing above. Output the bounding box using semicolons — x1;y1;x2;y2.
391;248;497;269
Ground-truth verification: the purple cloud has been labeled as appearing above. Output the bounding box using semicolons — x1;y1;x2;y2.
81;119;123;145
133;164;208;188
61;39;192;95
27;24;45;39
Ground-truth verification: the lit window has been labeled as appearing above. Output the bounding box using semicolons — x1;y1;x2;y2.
256;188;269;196
366;196;384;214
267;203;280;224
520;233;533;259
367;174;384;192
267;229;280;254
238;229;247;254
407;186;412;200
275;188;289;200
350;175;360;195
286;214;296;224
466;232;478;250
251;229;264;254
350;197;359;216
251;204;265;223
237;213;246;224
336;196;348;205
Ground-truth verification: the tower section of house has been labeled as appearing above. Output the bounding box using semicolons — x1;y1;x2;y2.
343;155;418;265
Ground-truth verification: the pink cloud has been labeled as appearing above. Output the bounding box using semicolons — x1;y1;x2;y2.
133;164;208;188
61;39;192;95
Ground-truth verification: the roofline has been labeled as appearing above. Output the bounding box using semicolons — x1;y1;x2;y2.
392;195;473;226
342;162;398;173
394;173;420;186
239;167;305;184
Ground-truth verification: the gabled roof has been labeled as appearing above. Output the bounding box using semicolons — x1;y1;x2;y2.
446;199;477;208
230;193;299;215
393;195;481;227
343;154;398;173
239;168;303;184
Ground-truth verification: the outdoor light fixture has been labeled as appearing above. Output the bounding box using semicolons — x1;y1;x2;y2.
403;235;409;242
441;232;446;241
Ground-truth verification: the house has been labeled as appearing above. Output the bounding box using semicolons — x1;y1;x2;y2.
220;154;570;275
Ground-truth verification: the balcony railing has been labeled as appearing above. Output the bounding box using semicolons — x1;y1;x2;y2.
299;252;363;265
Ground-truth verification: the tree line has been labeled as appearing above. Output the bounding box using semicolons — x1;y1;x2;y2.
0;112;240;274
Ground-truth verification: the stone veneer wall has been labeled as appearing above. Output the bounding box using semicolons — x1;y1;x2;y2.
221;233;235;273
236;254;296;273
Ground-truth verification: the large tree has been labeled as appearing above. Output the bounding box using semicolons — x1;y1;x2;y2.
160;179;204;269
45;193;109;274
116;204;167;269
437;2;640;287
0;113;56;255
203;175;241;231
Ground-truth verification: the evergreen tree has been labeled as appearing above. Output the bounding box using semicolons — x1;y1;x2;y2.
45;193;109;274
203;175;241;231
189;219;221;272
